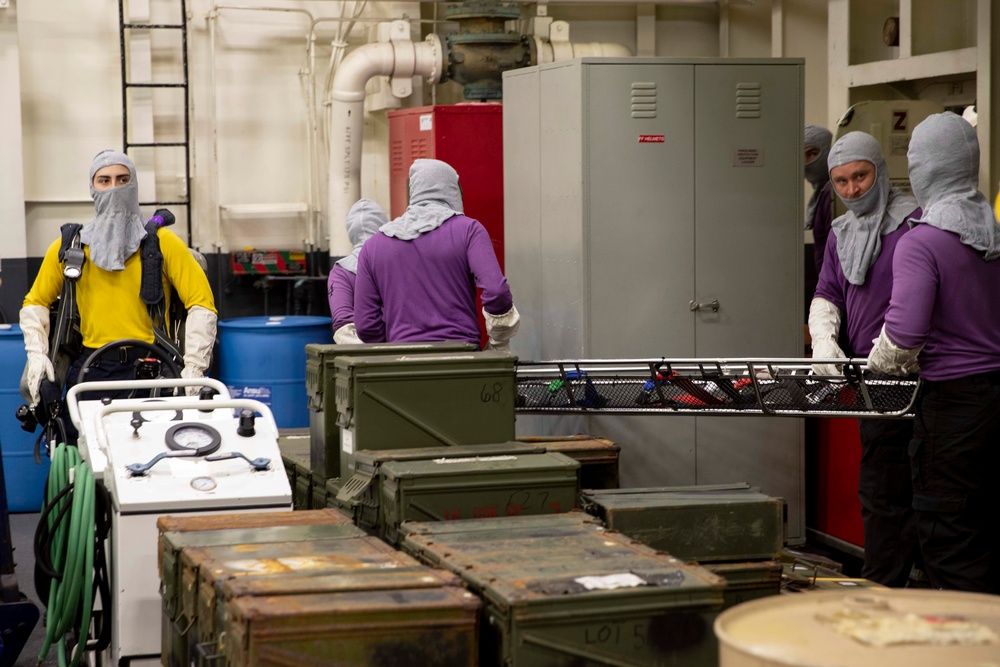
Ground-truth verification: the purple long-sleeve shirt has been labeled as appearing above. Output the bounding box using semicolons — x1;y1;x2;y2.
327;264;357;331
884;224;1000;381
354;215;513;345
811;182;833;274
814;209;919;356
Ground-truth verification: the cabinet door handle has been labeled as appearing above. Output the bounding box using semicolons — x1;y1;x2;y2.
689;299;720;313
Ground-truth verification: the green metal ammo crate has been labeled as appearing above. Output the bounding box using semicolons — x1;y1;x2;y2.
157;510;361;667
334;351;517;476
580;483;785;562
400;512;725;667
341;446;579;544
306;342;478;480
335;442;546;531
517;434;622;489
703;561;783;609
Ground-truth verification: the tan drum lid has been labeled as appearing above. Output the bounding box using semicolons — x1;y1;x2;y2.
715;589;1000;667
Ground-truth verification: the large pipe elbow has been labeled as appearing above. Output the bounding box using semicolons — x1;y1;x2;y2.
327;36;444;256
331;42;397;103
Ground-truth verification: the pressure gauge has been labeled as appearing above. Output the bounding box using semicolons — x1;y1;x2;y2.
165;423;222;457
132;399;182;425
190;476;217;492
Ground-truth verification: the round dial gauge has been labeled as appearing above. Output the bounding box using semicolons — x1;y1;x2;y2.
133;399;182;424
190;476;217;492
165;423;222;457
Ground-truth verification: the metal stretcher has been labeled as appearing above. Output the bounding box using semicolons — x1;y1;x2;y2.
515;359;920;418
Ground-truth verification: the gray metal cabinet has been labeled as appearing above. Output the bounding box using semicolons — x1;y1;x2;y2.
503;58;806;541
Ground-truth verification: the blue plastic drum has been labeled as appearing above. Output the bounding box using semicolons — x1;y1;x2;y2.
0;324;51;512
218;316;332;429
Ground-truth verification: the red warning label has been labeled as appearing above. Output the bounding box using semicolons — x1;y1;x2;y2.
638;135;665;143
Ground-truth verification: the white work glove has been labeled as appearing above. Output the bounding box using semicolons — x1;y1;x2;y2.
483;304;520;353
334;323;363;345
808;297;846;376
19;305;55;405
868;324;921;376
181;305;218;395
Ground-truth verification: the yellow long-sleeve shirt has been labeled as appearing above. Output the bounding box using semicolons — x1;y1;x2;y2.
24;228;216;349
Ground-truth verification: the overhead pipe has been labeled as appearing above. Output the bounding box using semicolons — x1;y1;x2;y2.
327;14;630;257
532;20;633;63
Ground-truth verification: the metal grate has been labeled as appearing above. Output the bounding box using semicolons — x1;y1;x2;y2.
515;358;920;418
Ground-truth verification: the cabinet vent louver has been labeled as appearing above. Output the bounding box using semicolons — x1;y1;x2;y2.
736;82;761;118
631;82;657;119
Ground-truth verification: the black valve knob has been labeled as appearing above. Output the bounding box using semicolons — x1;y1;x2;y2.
237;409;256;437
198;386;220;412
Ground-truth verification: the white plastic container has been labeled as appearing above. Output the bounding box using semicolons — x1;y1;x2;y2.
715;589;1000;667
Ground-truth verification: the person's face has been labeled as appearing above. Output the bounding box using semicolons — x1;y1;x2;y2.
93;164;131;191
830;160;876;201
804;145;822;165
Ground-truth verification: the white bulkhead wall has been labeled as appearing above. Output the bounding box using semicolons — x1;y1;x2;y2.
6;0;831;260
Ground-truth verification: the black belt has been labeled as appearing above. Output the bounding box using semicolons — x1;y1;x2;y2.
80;346;152;365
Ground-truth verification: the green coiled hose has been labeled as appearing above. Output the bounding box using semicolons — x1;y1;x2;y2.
38;443;95;667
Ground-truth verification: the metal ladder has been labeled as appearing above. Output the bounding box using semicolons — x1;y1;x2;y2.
117;0;192;245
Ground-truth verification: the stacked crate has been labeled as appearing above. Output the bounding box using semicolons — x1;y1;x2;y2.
400;512;726;666
306;342;478;482
335;442;580;543
516;435;622;489
334;351;517;477
158;509;479;667
277;431;314;510
158;509;361;666
581;484;785;608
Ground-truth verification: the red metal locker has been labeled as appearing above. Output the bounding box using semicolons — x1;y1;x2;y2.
388;104;504;269
388;104;505;347
811;418;865;548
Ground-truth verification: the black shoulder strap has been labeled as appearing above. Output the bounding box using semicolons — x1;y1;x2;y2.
138;223;183;363
58;223;83;262
139;221;165;306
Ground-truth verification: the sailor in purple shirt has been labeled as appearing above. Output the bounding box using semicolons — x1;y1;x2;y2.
354;159;519;349
805;125;834;274
327;198;387;344
809;131;920;587
869;112;1000;594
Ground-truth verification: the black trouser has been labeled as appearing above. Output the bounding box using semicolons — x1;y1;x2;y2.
911;372;1000;594
857;417;919;587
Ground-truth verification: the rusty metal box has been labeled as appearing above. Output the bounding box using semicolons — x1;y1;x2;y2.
224;580;480;666
184;535;476;665
334;351;517;477
400;512;725;667
158;511;361;667
517;434;621;489
704;560;782;609
581;484;785;562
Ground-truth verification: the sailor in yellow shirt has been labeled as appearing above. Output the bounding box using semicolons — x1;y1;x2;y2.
19;150;217;405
